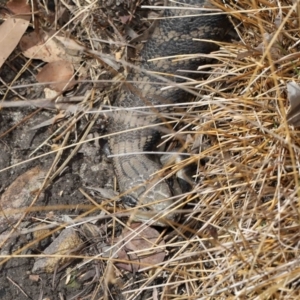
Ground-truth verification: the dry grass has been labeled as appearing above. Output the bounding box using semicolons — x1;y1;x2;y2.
170;0;300;298
1;0;300;299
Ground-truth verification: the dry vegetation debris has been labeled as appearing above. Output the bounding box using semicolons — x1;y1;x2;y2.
1;0;300;299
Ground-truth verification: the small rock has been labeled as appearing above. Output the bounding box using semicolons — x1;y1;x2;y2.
32;227;83;273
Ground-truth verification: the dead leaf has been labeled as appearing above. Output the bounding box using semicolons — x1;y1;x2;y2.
36;60;75;92
0;166;46;231
286;81;300;127
119;15;131;24
53;34;84;56
113;223;166;272
254;32;282;60
7;0;31;15
0;0;31;68
20;31;82;64
254;11;283;60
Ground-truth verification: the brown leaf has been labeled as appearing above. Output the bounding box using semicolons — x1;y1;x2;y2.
113;223;166;272
19;31;41;52
0;2;30;69
286;81;300;127
7;0;30;15
20;31;58;62
20;31;82;64
254;10;283;60
119;15;131;24
36;60;75;92
0;166;46;231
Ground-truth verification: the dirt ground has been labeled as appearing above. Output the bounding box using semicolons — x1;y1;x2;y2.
0;76;115;298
